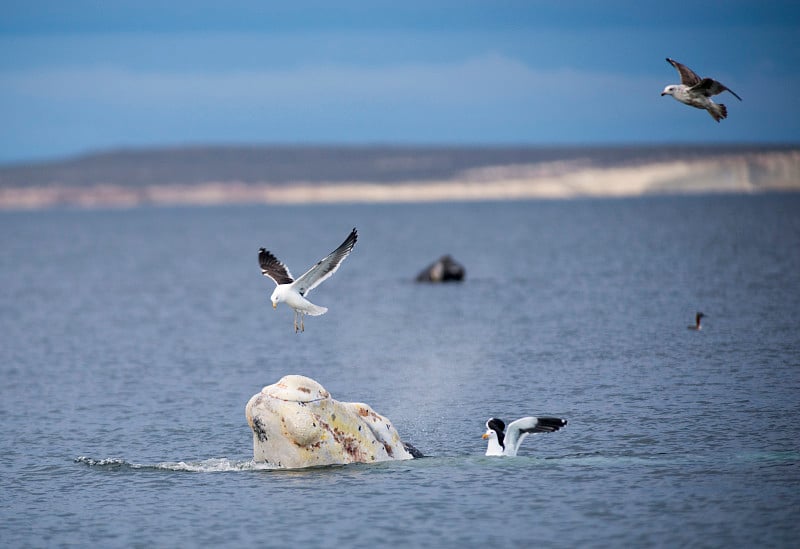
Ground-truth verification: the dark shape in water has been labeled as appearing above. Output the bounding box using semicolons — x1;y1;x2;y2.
415;255;465;283
403;442;425;459
688;312;706;331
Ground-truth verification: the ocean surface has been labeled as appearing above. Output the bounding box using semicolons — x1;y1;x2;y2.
1;194;799;548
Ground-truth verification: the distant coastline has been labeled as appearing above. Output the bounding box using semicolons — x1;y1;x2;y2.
1;144;798;210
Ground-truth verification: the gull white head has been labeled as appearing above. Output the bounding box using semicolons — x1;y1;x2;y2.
661;84;679;97
270;288;281;309
482;418;506;456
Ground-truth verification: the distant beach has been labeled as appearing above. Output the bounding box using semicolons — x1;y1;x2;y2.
0;145;797;209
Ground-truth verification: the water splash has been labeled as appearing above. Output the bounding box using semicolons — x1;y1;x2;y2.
75;456;277;472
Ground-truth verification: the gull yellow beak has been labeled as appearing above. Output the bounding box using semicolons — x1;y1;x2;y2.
272;302;277;309
482;433;489;439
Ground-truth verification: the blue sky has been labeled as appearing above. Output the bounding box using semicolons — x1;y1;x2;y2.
1;1;799;164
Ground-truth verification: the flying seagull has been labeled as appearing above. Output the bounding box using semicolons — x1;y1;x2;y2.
482;416;567;457
688;311;706;331
258;228;358;333
661;58;742;122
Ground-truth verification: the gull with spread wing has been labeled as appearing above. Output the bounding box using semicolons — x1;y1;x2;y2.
482;416;567;457
661;58;742;122
258;228;357;333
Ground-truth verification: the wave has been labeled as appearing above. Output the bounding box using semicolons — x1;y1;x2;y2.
75;456;277;473
76;449;798;473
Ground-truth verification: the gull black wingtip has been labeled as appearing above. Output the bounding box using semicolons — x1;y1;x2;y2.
341;227;358;252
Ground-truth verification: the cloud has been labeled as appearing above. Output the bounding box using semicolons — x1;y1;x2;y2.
1;54;653;107
0;52;797;163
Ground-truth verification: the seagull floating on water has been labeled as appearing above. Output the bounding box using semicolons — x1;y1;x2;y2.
258;228;357;333
688;312;706;331
482;417;567;457
661;58;742;122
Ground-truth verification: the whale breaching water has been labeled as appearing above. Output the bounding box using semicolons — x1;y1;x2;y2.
482;416;567;457
688;312;706;331
258;228;358;333
246;375;420;468
661;58;742;122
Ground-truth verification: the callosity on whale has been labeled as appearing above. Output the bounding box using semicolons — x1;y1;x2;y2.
245;375;419;468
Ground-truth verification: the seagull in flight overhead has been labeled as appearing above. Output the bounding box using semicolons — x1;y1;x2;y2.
258;228;357;333
661;58;742;122
482;416;567;457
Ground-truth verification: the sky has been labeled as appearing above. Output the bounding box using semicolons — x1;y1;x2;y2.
1;1;799;165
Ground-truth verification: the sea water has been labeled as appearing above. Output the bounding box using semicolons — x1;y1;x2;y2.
1;194;799;547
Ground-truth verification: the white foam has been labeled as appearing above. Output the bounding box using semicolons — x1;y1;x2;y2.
75;456;277;472
155;458;276;472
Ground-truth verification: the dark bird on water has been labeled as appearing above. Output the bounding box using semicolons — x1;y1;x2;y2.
688;312;706;331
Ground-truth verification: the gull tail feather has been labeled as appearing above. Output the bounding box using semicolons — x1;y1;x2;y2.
304;304;328;316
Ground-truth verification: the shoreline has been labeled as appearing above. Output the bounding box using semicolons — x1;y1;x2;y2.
1;150;798;210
